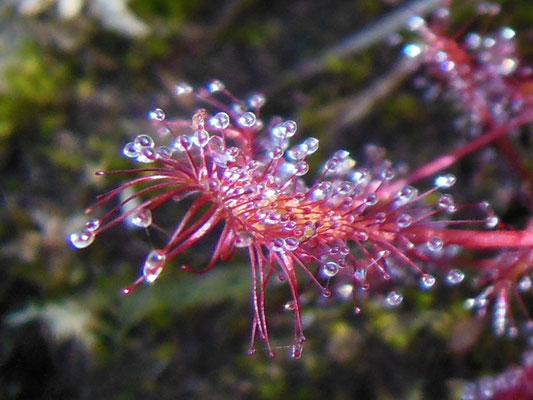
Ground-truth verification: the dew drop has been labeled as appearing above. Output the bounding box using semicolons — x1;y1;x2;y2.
354;230;369;241
174;82;193;95
143;250;166;283
323;262;340;277
373;212;386;224
518;275;532;292
271;238;285;252
238;112;257;128
427;237;443;252
136;147;157;163
284;237;300;251
485;215;499;228
291;342;303;359
149;108;165;122
402;43;423;58
406;15;425;31
123;142;138;158
134;134;154;150
420;274;436;289
380;168;395;180
446;269;465;285
131;209;152;228
247;93;265;108
437;194;456;212
324;158;339;172
364;193;378;206
206;79;225;93
173;135;192;152
156;146;173;159
234;232;253;248
386;291;403;307
354;267;367;281
284;300;296;311
287;144;308;161
295;161;309;176
282;120;297;137
85;219;100;232
269;146;284;159
434;173;456;188
304;137;319;153
192;129;210;147
396;213;412;228
70;229;95;249
337;181;353;195
209;112;230;130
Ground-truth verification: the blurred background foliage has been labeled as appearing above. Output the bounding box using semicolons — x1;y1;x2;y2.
1;0;532;399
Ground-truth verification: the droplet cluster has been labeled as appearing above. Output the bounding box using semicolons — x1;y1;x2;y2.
69;79;490;357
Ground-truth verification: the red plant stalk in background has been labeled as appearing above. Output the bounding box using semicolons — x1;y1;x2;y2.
70;79;533;358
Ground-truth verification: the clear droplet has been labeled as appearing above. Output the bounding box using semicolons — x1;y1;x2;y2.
386;291;403;307
287;144;308;161
324;158;339;172
284;237;299;251
337;181;353;195
149;108;165;122
136;147;157;163
354;230;369;241
380;168;395;180
206;79;225;93
192;129;210;147
304;137;319;153
365;193;378;206
437;194;456;212
70;229;95;249
284;300;296;311
234;232;253;248
173;135;192;152
143;250;166;283
85;219;100;231
131;209;152;228
396;213;412;228
209;112;230;130
174;82;193;95
295;161;309;176
354;267;367;281
420;274;436;289
291;342;303;359
282;120;297;137
238;112;257;127
374;212;387;224
269;146;284;159
427;237;443;252
247;93;265;108
403;43;423;58
134;134;154;150
156;146;173;159
323;262;339;277
123;142;138;158
434;173;456;188
485;215;499;228
518;275;532;292
271;238;285;252
446;269;465;285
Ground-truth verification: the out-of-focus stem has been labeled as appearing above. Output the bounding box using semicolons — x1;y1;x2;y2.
269;0;448;93
384;111;533;196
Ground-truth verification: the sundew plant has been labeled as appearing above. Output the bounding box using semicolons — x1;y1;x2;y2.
69;1;533;398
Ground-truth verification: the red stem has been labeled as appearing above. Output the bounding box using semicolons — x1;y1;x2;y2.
406;227;533;249
384;111;533;196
